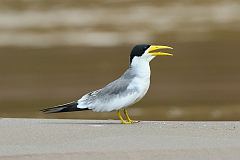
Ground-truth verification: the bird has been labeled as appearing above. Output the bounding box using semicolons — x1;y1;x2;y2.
41;44;173;124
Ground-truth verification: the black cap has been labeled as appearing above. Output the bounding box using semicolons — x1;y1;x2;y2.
130;44;150;63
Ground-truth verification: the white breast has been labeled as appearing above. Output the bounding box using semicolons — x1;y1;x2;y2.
127;76;150;102
126;57;151;104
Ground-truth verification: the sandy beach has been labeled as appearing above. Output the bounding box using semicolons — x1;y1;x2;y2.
0;118;239;160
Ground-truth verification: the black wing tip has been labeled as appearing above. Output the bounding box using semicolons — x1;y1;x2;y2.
40;108;55;114
40;108;59;114
40;101;90;114
40;101;76;113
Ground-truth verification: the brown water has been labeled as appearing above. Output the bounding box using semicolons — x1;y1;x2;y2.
0;0;240;120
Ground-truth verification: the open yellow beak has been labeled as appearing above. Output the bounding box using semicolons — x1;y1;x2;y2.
148;45;173;56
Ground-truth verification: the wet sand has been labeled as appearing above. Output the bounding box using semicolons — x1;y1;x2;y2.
0;118;240;160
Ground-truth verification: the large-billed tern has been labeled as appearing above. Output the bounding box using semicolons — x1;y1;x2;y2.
41;44;173;124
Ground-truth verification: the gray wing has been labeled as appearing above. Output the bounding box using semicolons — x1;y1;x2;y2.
79;68;137;105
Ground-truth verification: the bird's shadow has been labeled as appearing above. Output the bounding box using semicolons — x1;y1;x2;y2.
40;120;141;125
41;121;124;125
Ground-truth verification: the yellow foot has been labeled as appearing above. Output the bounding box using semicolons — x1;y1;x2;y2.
128;120;140;123
117;109;140;124
121;120;132;124
121;120;140;124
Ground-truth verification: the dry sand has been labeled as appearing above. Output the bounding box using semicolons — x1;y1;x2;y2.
0;118;240;160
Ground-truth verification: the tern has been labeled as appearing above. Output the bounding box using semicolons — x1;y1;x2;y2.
41;44;173;124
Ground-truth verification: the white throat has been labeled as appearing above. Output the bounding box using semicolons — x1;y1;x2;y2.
130;56;151;78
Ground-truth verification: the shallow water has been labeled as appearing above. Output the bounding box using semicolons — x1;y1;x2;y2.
1;43;240;120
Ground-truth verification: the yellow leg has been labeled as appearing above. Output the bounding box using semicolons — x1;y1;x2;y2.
117;110;131;124
123;109;139;123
